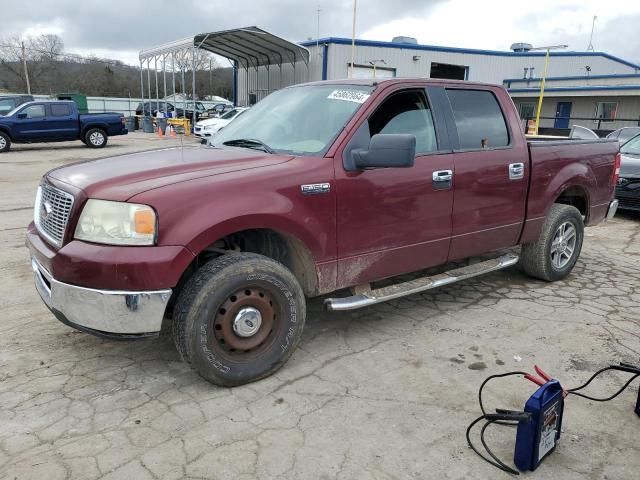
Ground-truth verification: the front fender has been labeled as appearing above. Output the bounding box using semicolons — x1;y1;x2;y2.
128;157;337;269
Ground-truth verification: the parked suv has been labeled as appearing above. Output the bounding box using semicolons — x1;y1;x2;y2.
0;95;34;115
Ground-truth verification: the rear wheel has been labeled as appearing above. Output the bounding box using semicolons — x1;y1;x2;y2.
520;204;584;281
0;132;10;153
84;128;107;148
173;253;306;386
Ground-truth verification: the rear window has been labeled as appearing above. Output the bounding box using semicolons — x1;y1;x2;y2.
446;89;509;149
50;104;72;116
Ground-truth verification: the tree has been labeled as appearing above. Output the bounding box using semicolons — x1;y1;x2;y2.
0;33;64;92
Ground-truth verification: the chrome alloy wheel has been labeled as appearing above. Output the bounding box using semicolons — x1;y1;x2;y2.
550;221;577;269
89;131;105;146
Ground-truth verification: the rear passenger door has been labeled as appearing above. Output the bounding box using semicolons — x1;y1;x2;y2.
45;103;78;140
443;87;529;261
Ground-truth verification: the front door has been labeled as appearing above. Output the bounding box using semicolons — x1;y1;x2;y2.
443;87;530;261
554;102;572;129
335;87;454;287
13;104;47;141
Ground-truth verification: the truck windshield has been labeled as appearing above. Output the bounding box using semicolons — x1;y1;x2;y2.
212;84;373;156
621;134;640;155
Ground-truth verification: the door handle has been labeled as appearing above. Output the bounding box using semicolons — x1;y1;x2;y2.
509;163;525;180
432;170;453;182
432;169;453;190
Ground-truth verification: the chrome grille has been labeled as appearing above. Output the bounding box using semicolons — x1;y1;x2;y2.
35;184;74;247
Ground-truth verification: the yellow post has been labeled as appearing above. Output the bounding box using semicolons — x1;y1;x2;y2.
534;48;550;135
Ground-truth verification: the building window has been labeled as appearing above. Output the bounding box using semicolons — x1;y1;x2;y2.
445;89;510;149
518;102;536;120
595;102;617;123
430;62;468;80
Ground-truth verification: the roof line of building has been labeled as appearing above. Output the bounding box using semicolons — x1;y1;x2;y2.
508;85;640;93
505;73;640;84
300;37;640;70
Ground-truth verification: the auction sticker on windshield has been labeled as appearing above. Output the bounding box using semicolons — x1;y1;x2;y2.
327;90;370;103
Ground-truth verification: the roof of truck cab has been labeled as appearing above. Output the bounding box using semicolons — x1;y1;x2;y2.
293;78;503;89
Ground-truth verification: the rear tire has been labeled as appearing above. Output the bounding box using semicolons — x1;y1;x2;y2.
84;128;107;148
0;131;10;153
172;253;306;386
520;204;584;282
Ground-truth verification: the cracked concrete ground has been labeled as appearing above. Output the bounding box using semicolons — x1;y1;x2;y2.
1;133;639;479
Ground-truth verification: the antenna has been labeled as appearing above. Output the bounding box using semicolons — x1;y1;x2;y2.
587;15;597;51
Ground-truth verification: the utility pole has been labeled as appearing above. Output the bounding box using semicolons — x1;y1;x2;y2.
21;41;31;94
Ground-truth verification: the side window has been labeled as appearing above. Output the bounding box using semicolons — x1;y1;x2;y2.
446;89;509;149
368;90;438;154
50;104;72;116
22;105;46;119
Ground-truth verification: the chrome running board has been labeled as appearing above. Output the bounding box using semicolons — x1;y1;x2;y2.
324;253;519;311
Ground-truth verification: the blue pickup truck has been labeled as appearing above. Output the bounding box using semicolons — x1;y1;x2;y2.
0;100;127;153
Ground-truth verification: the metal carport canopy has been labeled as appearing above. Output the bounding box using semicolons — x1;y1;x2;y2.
139;26;309;68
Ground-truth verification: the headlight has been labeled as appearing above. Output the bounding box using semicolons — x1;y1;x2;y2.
74;199;157;246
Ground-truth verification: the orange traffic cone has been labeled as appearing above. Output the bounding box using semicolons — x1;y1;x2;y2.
170;126;176;137
157;123;163;138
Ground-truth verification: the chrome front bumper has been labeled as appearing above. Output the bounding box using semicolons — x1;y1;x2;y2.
606;199;619;220
31;258;172;337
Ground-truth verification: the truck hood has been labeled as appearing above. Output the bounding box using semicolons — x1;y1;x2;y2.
48;146;293;201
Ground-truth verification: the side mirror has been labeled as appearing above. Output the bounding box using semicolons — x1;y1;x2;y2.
16;113;27;119
352;134;416;169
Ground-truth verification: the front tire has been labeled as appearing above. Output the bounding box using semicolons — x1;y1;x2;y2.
0;131;10;153
520;204;584;282
173;253;306;386
84;128;108;148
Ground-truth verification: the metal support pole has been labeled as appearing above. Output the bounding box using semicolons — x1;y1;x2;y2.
182;62;186;117
163;54;167;115
154;56;159;115
534;49;550;135
172;52;176;116
266;64;270;97
192;46;197;129
146;59;152;118
139;60;144;111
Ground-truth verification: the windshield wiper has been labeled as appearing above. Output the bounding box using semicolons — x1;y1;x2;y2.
222;138;274;154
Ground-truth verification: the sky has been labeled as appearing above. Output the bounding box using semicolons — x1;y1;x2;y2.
4;0;640;66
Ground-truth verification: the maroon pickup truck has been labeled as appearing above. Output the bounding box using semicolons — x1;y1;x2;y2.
26;79;620;386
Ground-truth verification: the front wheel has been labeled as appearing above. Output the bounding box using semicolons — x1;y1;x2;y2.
0;131;10;153
173;253;306;386
520;204;584;282
84;128;108;148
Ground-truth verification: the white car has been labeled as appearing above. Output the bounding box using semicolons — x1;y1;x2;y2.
194;107;248;138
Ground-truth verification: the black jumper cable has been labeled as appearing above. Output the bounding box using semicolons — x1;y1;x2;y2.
466;362;640;475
